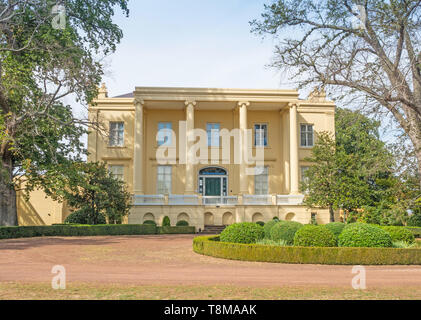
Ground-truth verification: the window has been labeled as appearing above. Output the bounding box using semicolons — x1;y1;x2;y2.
301;166;310;183
254;124;268;146
109;165;124;181
157;166;172;194
157;122;172;146
109;122;124;147
206;123;220;147
254;166;269;195
300;124;314;147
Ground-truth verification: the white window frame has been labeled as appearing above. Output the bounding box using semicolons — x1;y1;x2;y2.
157;165;172;194
109;122;124;147
254;166;269;195
157;122;173;146
300;124;314;147
254;123;268;147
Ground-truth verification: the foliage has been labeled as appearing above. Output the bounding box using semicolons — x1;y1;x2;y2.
219;222;264;244
293;225;337;247
256;238;288;246
392;241;416;249
263;219;279;238
64;209;106;225
255;221;265;227
193;236;421;265
176;220;189;227
58;162;131;224
162;216;171;227
269;221;303;245
338;223;393;248
251;1;421;186
324;222;345;239
0;1;130;225
143;220;157;226
381;226;415;244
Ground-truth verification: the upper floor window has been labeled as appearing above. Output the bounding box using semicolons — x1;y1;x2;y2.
254;166;269;195
157;165;172;194
157;122;172;146
109;165;124;181
254;124;268;147
300;124;314;147
206;123;220;147
109;122;124;147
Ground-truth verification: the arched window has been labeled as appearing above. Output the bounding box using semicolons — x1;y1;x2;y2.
199;167;227;176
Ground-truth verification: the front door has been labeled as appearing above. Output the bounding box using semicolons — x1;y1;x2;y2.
205;178;221;196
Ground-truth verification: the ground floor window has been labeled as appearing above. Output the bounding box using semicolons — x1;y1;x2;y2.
157;165;172;194
254;166;268;195
109;165;124;181
198;167;228;197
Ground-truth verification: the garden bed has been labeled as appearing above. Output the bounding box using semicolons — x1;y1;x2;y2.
0;224;195;239
193;235;421;265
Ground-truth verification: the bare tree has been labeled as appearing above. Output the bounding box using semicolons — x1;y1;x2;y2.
252;0;421;186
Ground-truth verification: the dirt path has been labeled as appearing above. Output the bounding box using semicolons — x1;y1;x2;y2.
1;235;421;288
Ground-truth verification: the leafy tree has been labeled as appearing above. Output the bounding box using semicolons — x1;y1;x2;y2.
57;162;131;225
0;1;129;225
301;108;394;222
252;0;421;187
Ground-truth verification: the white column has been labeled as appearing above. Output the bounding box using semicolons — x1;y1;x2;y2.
289;102;300;195
133;98;144;195
238;101;250;194
185;100;196;194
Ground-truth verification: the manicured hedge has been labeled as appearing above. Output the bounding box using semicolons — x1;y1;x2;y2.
193;236;421;265
270;221;303;245
220;222;264;244
176;220;189;227
0;224;195;239
324;222;345;238
381;226;415;244
263;220;278;238
293;225;336;247
338;223;393;248
406;227;421;238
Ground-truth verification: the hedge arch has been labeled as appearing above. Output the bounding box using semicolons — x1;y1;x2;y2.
285;212;295;221
143;213;155;223
177;212;190;223
204;212;214;225
222;212;234;225
252;212;264;223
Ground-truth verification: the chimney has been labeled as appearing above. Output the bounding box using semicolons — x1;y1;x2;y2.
98;83;108;99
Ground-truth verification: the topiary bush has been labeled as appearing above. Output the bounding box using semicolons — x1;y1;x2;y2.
338;223;393;248
324;222;346;239
255;221;265;227
381;226;415;244
263;219;279;239
176;220;189;226
408;214;421;227
219;222;264;244
270;221;303;245
143;220;157;226
162;216;171;227
293;225;337;247
64;209;106;225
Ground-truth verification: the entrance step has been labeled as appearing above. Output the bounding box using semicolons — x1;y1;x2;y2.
200;225;227;235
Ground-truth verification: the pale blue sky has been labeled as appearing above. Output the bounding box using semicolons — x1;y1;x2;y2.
100;0;292;97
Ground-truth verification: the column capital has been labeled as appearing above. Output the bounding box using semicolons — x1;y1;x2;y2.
288;102;300;108
185;100;197;107
134;98;145;107
237;101;250;108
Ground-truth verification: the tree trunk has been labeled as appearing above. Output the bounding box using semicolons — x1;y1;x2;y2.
0;156;17;226
406;108;421;188
329;205;335;222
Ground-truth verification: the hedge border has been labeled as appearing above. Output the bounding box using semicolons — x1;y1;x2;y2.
0;224;195;239
193;235;421;265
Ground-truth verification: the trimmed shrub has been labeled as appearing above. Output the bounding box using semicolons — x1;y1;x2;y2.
193;236;421;265
381;226;415;244
293;225;337;247
157;226;195;234
324;222;346;238
263;219;279;239
270;221;303;245
255;221;265;227
143;220;157;226
408;214;421;227
220;222;264;244
338;223;393;248
64;210;106;225
407;227;421;238
162;216;171;227
176;220;189;227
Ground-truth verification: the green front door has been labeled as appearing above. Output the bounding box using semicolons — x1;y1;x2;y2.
205;178;221;196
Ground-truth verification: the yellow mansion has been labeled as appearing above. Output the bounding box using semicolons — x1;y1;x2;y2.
85;85;338;231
